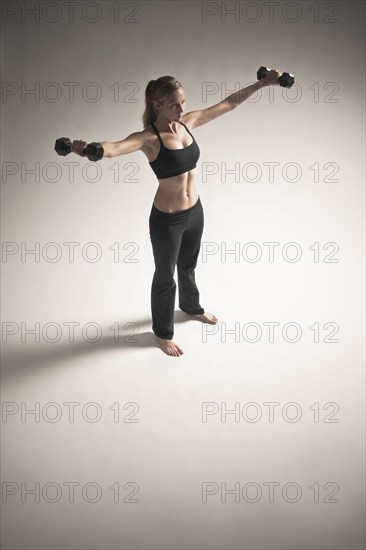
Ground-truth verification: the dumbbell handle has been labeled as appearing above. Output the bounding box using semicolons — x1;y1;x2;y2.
73;141;99;157
73;140;104;161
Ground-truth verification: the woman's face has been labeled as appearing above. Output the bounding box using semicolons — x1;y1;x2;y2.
155;88;186;122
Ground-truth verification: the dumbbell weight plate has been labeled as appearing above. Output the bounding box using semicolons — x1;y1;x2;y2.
257;66;269;80
278;72;295;88
83;142;104;162
54;137;72;156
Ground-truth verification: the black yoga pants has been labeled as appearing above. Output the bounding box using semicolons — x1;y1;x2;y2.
149;196;205;340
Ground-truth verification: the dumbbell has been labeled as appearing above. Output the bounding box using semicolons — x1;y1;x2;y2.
54;137;104;161
257;66;295;88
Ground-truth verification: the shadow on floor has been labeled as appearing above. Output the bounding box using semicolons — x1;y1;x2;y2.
1;311;195;384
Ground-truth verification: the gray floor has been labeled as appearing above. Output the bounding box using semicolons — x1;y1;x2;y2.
2;249;365;548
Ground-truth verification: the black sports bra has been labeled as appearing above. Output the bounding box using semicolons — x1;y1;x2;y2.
149;122;200;179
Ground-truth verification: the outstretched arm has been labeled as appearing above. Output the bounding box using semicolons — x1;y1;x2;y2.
100;131;146;158
71;130;148;159
183;69;281;129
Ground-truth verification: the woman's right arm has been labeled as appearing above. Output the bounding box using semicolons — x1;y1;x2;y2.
71;130;148;159
101;130;147;158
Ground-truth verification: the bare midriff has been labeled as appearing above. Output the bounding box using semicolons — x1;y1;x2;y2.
152;169;199;213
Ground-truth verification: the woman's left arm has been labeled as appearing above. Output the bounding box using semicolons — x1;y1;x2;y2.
184;69;281;129
225;69;281;109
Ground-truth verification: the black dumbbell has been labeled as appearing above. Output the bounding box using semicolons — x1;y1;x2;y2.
54;137;104;161
257;66;295;88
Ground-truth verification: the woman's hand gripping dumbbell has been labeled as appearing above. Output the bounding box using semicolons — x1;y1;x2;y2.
257;66;295;88
54;137;104;161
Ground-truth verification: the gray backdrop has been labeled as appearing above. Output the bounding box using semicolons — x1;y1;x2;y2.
1;1;365;549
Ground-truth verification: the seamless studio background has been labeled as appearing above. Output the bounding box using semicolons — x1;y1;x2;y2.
1;1;365;549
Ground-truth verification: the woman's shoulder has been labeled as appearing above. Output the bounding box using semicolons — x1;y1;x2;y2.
139;125;159;160
180;114;194;130
141;124;156;140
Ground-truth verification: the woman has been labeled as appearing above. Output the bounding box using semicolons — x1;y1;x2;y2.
71;70;281;356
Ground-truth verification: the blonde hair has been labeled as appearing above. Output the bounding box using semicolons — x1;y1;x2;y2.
142;76;183;128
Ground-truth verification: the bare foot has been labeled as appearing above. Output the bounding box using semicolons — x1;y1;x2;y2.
192;311;218;324
155;336;184;357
